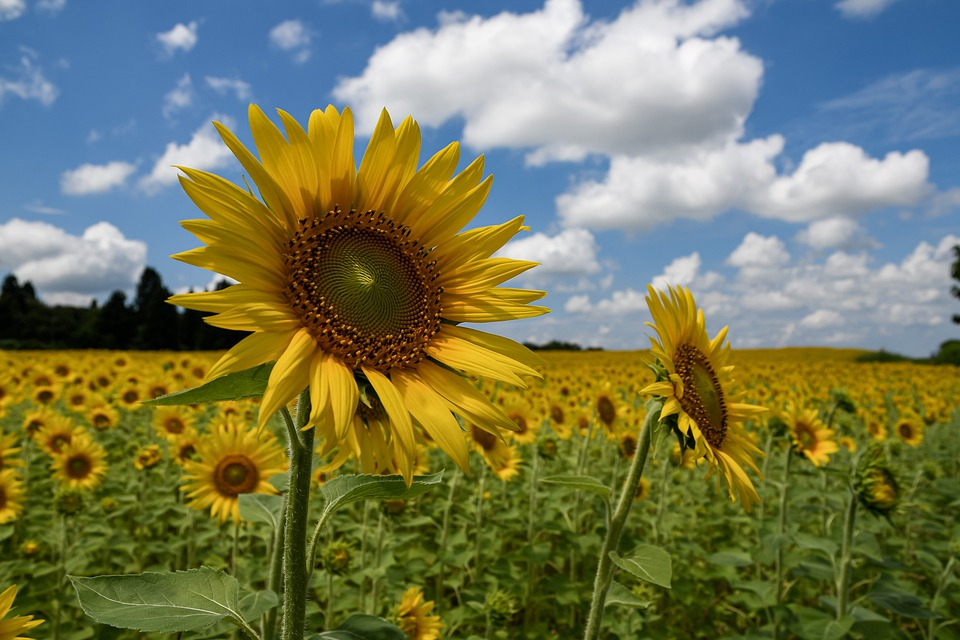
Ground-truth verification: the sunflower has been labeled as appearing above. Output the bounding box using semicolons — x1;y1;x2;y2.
49;433;108;491
170;430;201;466
0;584;43;639
595;385;618;431
784;403;838;467
640;285;766;511
181;418;288;524
86;401;119;431
393;587;443;640
153;407;196;442
894;412;924;447
134;444;164;471
22;405;58;439
0;469;26;525
34;414;84;456
168;105;547;482
634;476;651;501
0;431;24;471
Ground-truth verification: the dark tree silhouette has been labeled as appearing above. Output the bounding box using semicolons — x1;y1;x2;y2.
951;244;960;324
133;267;180;350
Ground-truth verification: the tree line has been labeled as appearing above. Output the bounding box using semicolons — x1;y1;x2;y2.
0;267;241;351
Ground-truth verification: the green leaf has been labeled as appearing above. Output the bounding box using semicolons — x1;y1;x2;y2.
794;532;838;559
317;614;405;640
706;551;754;567
239;493;284;529
142;362;274;406
802;615;855;640
539;475;611;500
868;591;939;619
239;589;278;622
609;545;672;589
69;567;247;632
318;472;443;524
605;580;652;609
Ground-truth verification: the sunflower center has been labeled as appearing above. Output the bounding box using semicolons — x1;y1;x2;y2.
164;418;185;435
214;455;260;496
797;424;816;450
67;455;92;479
470;425;498;452
675;343;728;449
284;209;442;372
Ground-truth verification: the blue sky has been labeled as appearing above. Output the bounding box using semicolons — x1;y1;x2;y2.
1;0;958;357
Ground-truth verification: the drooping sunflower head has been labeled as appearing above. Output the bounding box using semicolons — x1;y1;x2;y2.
640;284;766;511
169;105;547;482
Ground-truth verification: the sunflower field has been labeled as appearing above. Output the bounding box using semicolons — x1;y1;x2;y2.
1;346;957;640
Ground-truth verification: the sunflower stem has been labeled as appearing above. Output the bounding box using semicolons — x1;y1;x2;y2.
280;391;314;640
773;443;793;640
836;488;858;620
263;492;286;640
582;400;659;640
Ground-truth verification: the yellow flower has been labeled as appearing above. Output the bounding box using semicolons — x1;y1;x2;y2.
0;584;43;639
169;105;547;482
181;418;288;524
153;407;196;441
49;433;108;491
0;431;24;471
641;285;766;511
134;444;164;471
784;403;838;467
393;587;443;640
634;476;651;501
34;414;84;456
0;469;26;525
894;412;923;447
86;401;119;431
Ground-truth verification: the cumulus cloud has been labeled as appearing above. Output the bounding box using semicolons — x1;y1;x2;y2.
61;161;137;195
651;251;722;290
835;0;900;19
269;19;312;63
139;115;236;193
727;232;789;269
0;218;146;303
163;73;194;118
0;0;25;20
795;216;878;251
206;76;252;101
372;0;403;21
157;21;199;56
0;49;58;106
497;227;600;277
335;0;760;163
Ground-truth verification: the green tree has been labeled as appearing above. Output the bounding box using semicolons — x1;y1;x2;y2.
951;244;960;324
133;267;180;350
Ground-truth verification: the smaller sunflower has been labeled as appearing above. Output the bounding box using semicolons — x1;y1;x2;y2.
595;385;618;431
181;418;288;524
393;587;443;640
49;433;108;491
35;414;84;456
153;408;196;442
0;584;44;639
0;431;24;471
894;412;924;447
0;468;26;525
134;444;164;471
86;401;119;431
784;402;838;467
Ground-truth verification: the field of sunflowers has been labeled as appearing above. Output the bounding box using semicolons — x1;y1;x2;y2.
0;346;957;640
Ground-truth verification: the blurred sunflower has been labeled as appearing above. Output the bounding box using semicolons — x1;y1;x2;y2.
170;430;201;466
181;418;288;524
153;407;196;442
134;444;164;471
86;402;119;431
784;403;838;467
0;431;24;471
115;383;143;410
0;469;26;525
894;412;924;447
641;285;766;511
35;415;84;456
22;405;58;439
0;584;43;639
169;105;547;482
392;587;443;640
50;433;108;491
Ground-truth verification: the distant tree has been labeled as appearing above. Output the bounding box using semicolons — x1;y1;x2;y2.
951;245;960;324
0;274;45;345
133;267;180;350
97;290;136;348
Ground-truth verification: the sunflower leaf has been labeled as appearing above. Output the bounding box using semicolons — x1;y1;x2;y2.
317;614;406;639
318;472;444;523
239;493;284;529
68;567;247;632
239;589;279;622
141;362;275;406
539;475;611;500
605;580;653;609
609;545;672;589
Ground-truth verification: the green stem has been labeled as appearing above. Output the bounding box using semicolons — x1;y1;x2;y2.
369;509;385;614
263;493;286;640
652;451;671;546
836;489;858;620
280;391;315;640
582;401;659;640
523;446;540;632
773;444;793;640
435;468;460;606
928;556;956;640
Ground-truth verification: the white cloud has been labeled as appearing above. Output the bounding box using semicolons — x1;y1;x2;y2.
0;219;146;302
139;115;236;194
727;232;789;269
835;0;900;19
0;0;25;20
206;76;252;101
372;0;403;21
36;0;66;13
795;216;877;251
564;294;591;313
651;251;722;290
61;161;137;195
163;73;194;118
800;309;844;329
497;227;600;276
157;21;199;56
269;19;312;63
0;50;58;106
335;0;760;163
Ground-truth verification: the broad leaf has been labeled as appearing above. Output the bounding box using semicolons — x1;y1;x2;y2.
868;591;938;619
239;493;284;529
540;475;611;500
142;362;274;406
239;589;278;622
317;614;405;639
318;472;443;524
69;567;246;632
794;532;838;559
707;551;754;567
609;545;672;589
605;580;652;609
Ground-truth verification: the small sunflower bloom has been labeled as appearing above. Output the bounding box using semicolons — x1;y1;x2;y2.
641;285;766;511
0;469;26;525
0;584;44;639
855;444;899;520
134;444;164;471
49;433;108;491
784;402;838;467
168;105;547;483
393;587;443;640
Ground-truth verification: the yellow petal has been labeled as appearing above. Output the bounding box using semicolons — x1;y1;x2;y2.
392;370;469;473
362;367;415;462
207;330;294;381
323;354;359;441
259;328;316;428
416;360;517;433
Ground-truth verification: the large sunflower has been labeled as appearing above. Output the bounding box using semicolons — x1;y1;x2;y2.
181;418;288;524
784;402;838;467
169;105;547;482
640;285;766;511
